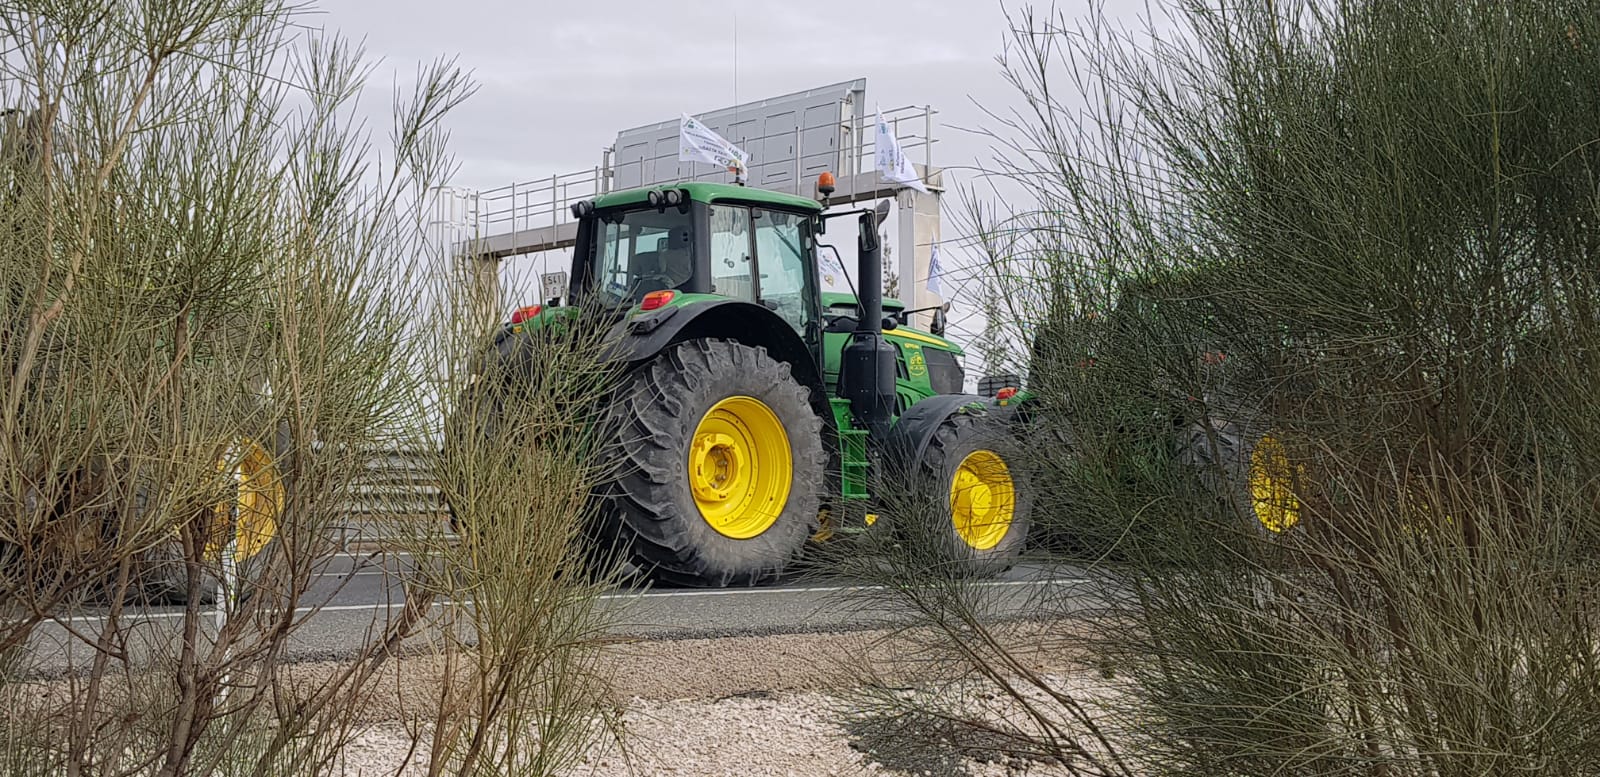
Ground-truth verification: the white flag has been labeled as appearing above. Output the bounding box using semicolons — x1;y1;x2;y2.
875;107;928;193
680;114;748;177
926;241;943;296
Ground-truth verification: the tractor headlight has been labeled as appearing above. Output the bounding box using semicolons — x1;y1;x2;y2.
664;189;683;207
647;190;664;208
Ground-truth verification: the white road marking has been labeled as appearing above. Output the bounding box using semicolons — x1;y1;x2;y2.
618;577;1081;600
43;600;441;624
39;577;1084;627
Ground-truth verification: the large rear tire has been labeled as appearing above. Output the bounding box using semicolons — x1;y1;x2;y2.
1180;415;1302;536
915;412;1032;576
594;339;826;587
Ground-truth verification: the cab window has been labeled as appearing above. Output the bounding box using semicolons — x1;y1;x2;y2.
708;204;755;302
753;208;812;331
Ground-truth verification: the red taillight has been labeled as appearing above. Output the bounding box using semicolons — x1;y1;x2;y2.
510;305;542;324
996;387;1019;400
640;290;676;311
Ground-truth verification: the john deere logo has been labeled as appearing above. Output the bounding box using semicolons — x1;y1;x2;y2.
907;350;927;378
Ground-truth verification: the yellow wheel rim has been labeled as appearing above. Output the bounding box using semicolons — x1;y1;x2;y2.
1249;434;1301;533
690;396;792;539
950;449;1015;551
210;440;283;561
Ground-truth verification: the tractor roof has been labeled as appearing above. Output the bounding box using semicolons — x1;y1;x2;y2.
592;181;823;213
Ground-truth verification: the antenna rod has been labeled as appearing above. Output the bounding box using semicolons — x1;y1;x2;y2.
732;8;739;107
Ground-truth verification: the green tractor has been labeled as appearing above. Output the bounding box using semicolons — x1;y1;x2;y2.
1025;266;1303;542
464;180;1032;586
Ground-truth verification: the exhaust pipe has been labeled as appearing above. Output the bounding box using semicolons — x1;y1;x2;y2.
839;203;898;436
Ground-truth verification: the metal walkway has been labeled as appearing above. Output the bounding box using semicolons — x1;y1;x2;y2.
439;99;940;261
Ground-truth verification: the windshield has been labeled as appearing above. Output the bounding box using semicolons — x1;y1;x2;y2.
594;208;694;304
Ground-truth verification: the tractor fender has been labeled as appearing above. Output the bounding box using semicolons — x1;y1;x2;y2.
611;299;827;402
884;393;995;476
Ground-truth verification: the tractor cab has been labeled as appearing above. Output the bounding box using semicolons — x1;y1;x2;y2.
568;182;824;337
562;182;966;407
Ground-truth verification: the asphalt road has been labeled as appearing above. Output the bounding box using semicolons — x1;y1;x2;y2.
17;551;1089;676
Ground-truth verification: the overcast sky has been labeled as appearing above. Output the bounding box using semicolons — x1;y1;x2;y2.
312;0;1092;189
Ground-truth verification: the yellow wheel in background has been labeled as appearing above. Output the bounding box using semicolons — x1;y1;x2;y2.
1249;434;1301;533
691;396;793;540
210;439;283;561
950;449;1016;551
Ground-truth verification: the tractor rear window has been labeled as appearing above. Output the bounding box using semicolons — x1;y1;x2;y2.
596;208;693;304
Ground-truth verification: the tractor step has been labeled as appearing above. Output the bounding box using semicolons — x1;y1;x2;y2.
831;398;870;500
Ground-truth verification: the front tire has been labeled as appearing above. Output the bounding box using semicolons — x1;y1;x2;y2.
916;412;1032;576
595;339;826;586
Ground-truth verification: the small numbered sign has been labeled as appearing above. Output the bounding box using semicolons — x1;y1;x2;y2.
541;271;568;302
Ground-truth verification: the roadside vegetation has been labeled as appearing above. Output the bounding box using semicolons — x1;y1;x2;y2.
13;0;1600;774
0;2;619;775
842;1;1600;774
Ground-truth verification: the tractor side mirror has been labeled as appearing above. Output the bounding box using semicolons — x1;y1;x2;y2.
824;315;857;334
929;306;947;337
873;200;891;227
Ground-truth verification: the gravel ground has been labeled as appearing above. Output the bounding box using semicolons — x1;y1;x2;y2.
323;624;1102;776
11;622;1101;776
335;685;1088;777
278;622;1086;719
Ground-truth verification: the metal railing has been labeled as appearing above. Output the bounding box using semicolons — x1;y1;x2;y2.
463;104;939;253
340;447;443;518
328;446;448;546
472;166;605;251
